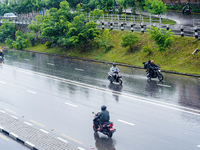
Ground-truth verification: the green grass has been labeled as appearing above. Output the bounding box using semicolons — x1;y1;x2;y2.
1;30;200;75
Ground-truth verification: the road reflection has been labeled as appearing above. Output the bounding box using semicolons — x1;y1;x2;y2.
94;133;116;150
145;80;162;97
108;83;123;101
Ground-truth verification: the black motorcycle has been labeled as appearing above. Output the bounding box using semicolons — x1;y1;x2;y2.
108;71;122;85
93;112;116;138
147;67;163;81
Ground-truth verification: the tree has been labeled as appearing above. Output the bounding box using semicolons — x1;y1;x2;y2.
0;19;16;42
121;32;139;52
59;14;99;48
144;0;167;15
45;0;64;9
90;9;103;20
147;26;174;53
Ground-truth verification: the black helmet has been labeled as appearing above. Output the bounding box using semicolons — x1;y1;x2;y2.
101;105;107;111
113;63;116;66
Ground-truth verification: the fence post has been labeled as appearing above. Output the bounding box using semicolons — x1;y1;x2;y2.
181;26;184;37
121;23;124;31
159;15;161;25
195;26;198;39
141;22;144;33
102;22;104;29
166;25;169;30
150;15;151;26
110;22;113;30
131;24;134;32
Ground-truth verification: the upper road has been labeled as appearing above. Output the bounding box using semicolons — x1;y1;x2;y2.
0;50;200;150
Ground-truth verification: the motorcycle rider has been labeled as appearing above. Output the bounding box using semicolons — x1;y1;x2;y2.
94;105;110;131
0;48;4;58
149;60;159;78
110;63;119;81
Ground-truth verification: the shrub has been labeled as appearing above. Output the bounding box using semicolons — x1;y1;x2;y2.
121;31;139;52
45;41;52;49
142;45;153;55
5;37;14;49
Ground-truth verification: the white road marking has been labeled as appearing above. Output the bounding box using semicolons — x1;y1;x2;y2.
0;80;6;84
10;115;18;120
4;65;200;116
65;102;78;108
24;59;30;61
24;122;33;126
75;68;84;71
197;145;200;147
27;90;36;94
157;84;171;88
47;63;55;66
118;119;135;126
4;108;17;115
77;147;86;150
0;110;5;113
25;141;35;147
40;129;49;134
57;137;68;143
10;132;18;139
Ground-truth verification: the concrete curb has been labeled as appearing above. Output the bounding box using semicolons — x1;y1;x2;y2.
0;126;39;150
3;47;200;78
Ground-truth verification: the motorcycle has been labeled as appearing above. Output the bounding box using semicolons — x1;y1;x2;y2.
93;112;116;138
108;71;122;85
147;67;163;81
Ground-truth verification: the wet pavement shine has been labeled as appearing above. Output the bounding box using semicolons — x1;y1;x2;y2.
0;50;200;150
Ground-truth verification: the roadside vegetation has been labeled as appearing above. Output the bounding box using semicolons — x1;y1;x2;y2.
0;0;200;75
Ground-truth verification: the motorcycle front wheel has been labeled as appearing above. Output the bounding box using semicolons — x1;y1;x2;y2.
118;78;123;85
158;73;163;81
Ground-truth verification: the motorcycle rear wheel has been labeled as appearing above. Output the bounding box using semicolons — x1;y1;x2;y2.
107;131;113;138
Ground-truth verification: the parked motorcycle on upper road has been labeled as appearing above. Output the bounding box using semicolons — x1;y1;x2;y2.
93;112;116;138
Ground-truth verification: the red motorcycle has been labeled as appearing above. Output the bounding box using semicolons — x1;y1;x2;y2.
93;112;116;138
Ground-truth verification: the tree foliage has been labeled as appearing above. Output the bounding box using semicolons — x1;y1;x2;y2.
144;0;167;15
121;31;139;52
147;26;174;52
0;19;16;42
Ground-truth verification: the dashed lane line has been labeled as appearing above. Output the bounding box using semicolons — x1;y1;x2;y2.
118;119;135;126
65;102;78;108
4;108;17;115
75;68;84;72
27;90;36;94
157;84;171;88
0;80;7;84
61;134;83;145
0;134;9;141
47;63;55;66
30;120;45;128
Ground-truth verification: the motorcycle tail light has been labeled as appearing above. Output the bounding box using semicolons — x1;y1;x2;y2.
109;124;113;127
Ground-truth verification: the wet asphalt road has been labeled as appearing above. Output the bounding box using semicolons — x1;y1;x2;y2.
1;50;200;150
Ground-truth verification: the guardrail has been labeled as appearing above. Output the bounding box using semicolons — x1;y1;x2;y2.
0;15;199;38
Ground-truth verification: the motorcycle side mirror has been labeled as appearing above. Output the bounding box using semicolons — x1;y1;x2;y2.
92;112;95;114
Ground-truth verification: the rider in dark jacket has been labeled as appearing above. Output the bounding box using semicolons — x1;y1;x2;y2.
94;105;110;131
149;60;159;77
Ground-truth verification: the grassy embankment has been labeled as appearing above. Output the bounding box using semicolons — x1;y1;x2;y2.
2;30;200;75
